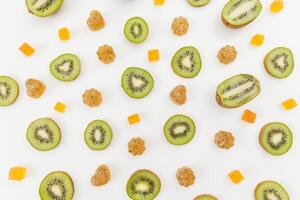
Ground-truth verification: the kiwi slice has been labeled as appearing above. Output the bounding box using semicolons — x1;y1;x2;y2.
216;74;261;108
259;122;293;156
25;0;64;17
222;0;262;28
84;120;113;151
26;118;61;151
0;76;19;106
121;67;154;99
264;47;294;79
255;180;290;200
126;169;161;200
171;46;202;78
187;0;211;7
50;54;81;82
163;114;196;145
124;17;149;44
39;171;74;200
194;194;218;200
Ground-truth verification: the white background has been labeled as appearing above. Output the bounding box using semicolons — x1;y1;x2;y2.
0;0;299;199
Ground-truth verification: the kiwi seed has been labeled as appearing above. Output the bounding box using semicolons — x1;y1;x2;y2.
221;0;262;28
126;169;161;200
259;122;293;156
216;74;261;108
254;180;290;200
39;171;74;200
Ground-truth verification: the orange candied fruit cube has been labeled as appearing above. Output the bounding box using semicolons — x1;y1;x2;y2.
128;113;140;125
228;170;244;184
270;0;284;13
148;49;160;62
54;102;66;113
58;27;71;41
241;109;257;123
154;0;165;6
282;98;297;110
19;42;35;57
9;167;27;181
250;34;264;47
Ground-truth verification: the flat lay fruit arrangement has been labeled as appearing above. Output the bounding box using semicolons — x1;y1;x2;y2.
1;0;298;199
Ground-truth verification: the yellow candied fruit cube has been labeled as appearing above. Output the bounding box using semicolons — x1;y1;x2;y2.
228;170;244;184
54;102;66;113
128;113;140;125
270;0;284;13
19;42;35;57
155;0;165;6
250;34;264;47
9;167;27;181
282;98;297;110
148;49;160;62
241;109;257;123
58;27;71;41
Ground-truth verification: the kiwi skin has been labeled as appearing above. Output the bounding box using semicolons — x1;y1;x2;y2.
259;122;293;156
26;0;64;17
26;118;61;151
126;169;161;200
221;0;262;29
263;47;294;79
39;171;74;200
194;194;218;200
215;74;261;109
187;0;211;7
0;76;19;106
254;180;290;200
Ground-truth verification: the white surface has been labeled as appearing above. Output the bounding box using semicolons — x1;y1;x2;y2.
0;0;299;199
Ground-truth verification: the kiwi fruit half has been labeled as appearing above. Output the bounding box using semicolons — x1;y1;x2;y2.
25;0;64;17
255;180;290;200
126;169;161;200
121;67;154;99
84;120;113;151
26;118;61;151
259;122;293;156
124;17;149;44
216;74;261;108
194;194;218;200
171;46;202;78
50;54;81;82
222;0;262;28
0;76;19;106
39;171;74;200
163;114;196;145
264;47;294;79
187;0;211;7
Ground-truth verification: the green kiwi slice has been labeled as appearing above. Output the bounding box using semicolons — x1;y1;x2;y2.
194;194;218;200
39;171;74;200
124;17;149;44
25;0;64;17
259;122;293;156
126;169;161;200
264;47;294;79
26;118;61;151
216;74;261;108
163;114;196;145
222;0;262;28
50;54;81;82
187;0;211;7
255;180;290;200
84;120;113;151
0;76;19;106
121;67;154;99
171;46;202;78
